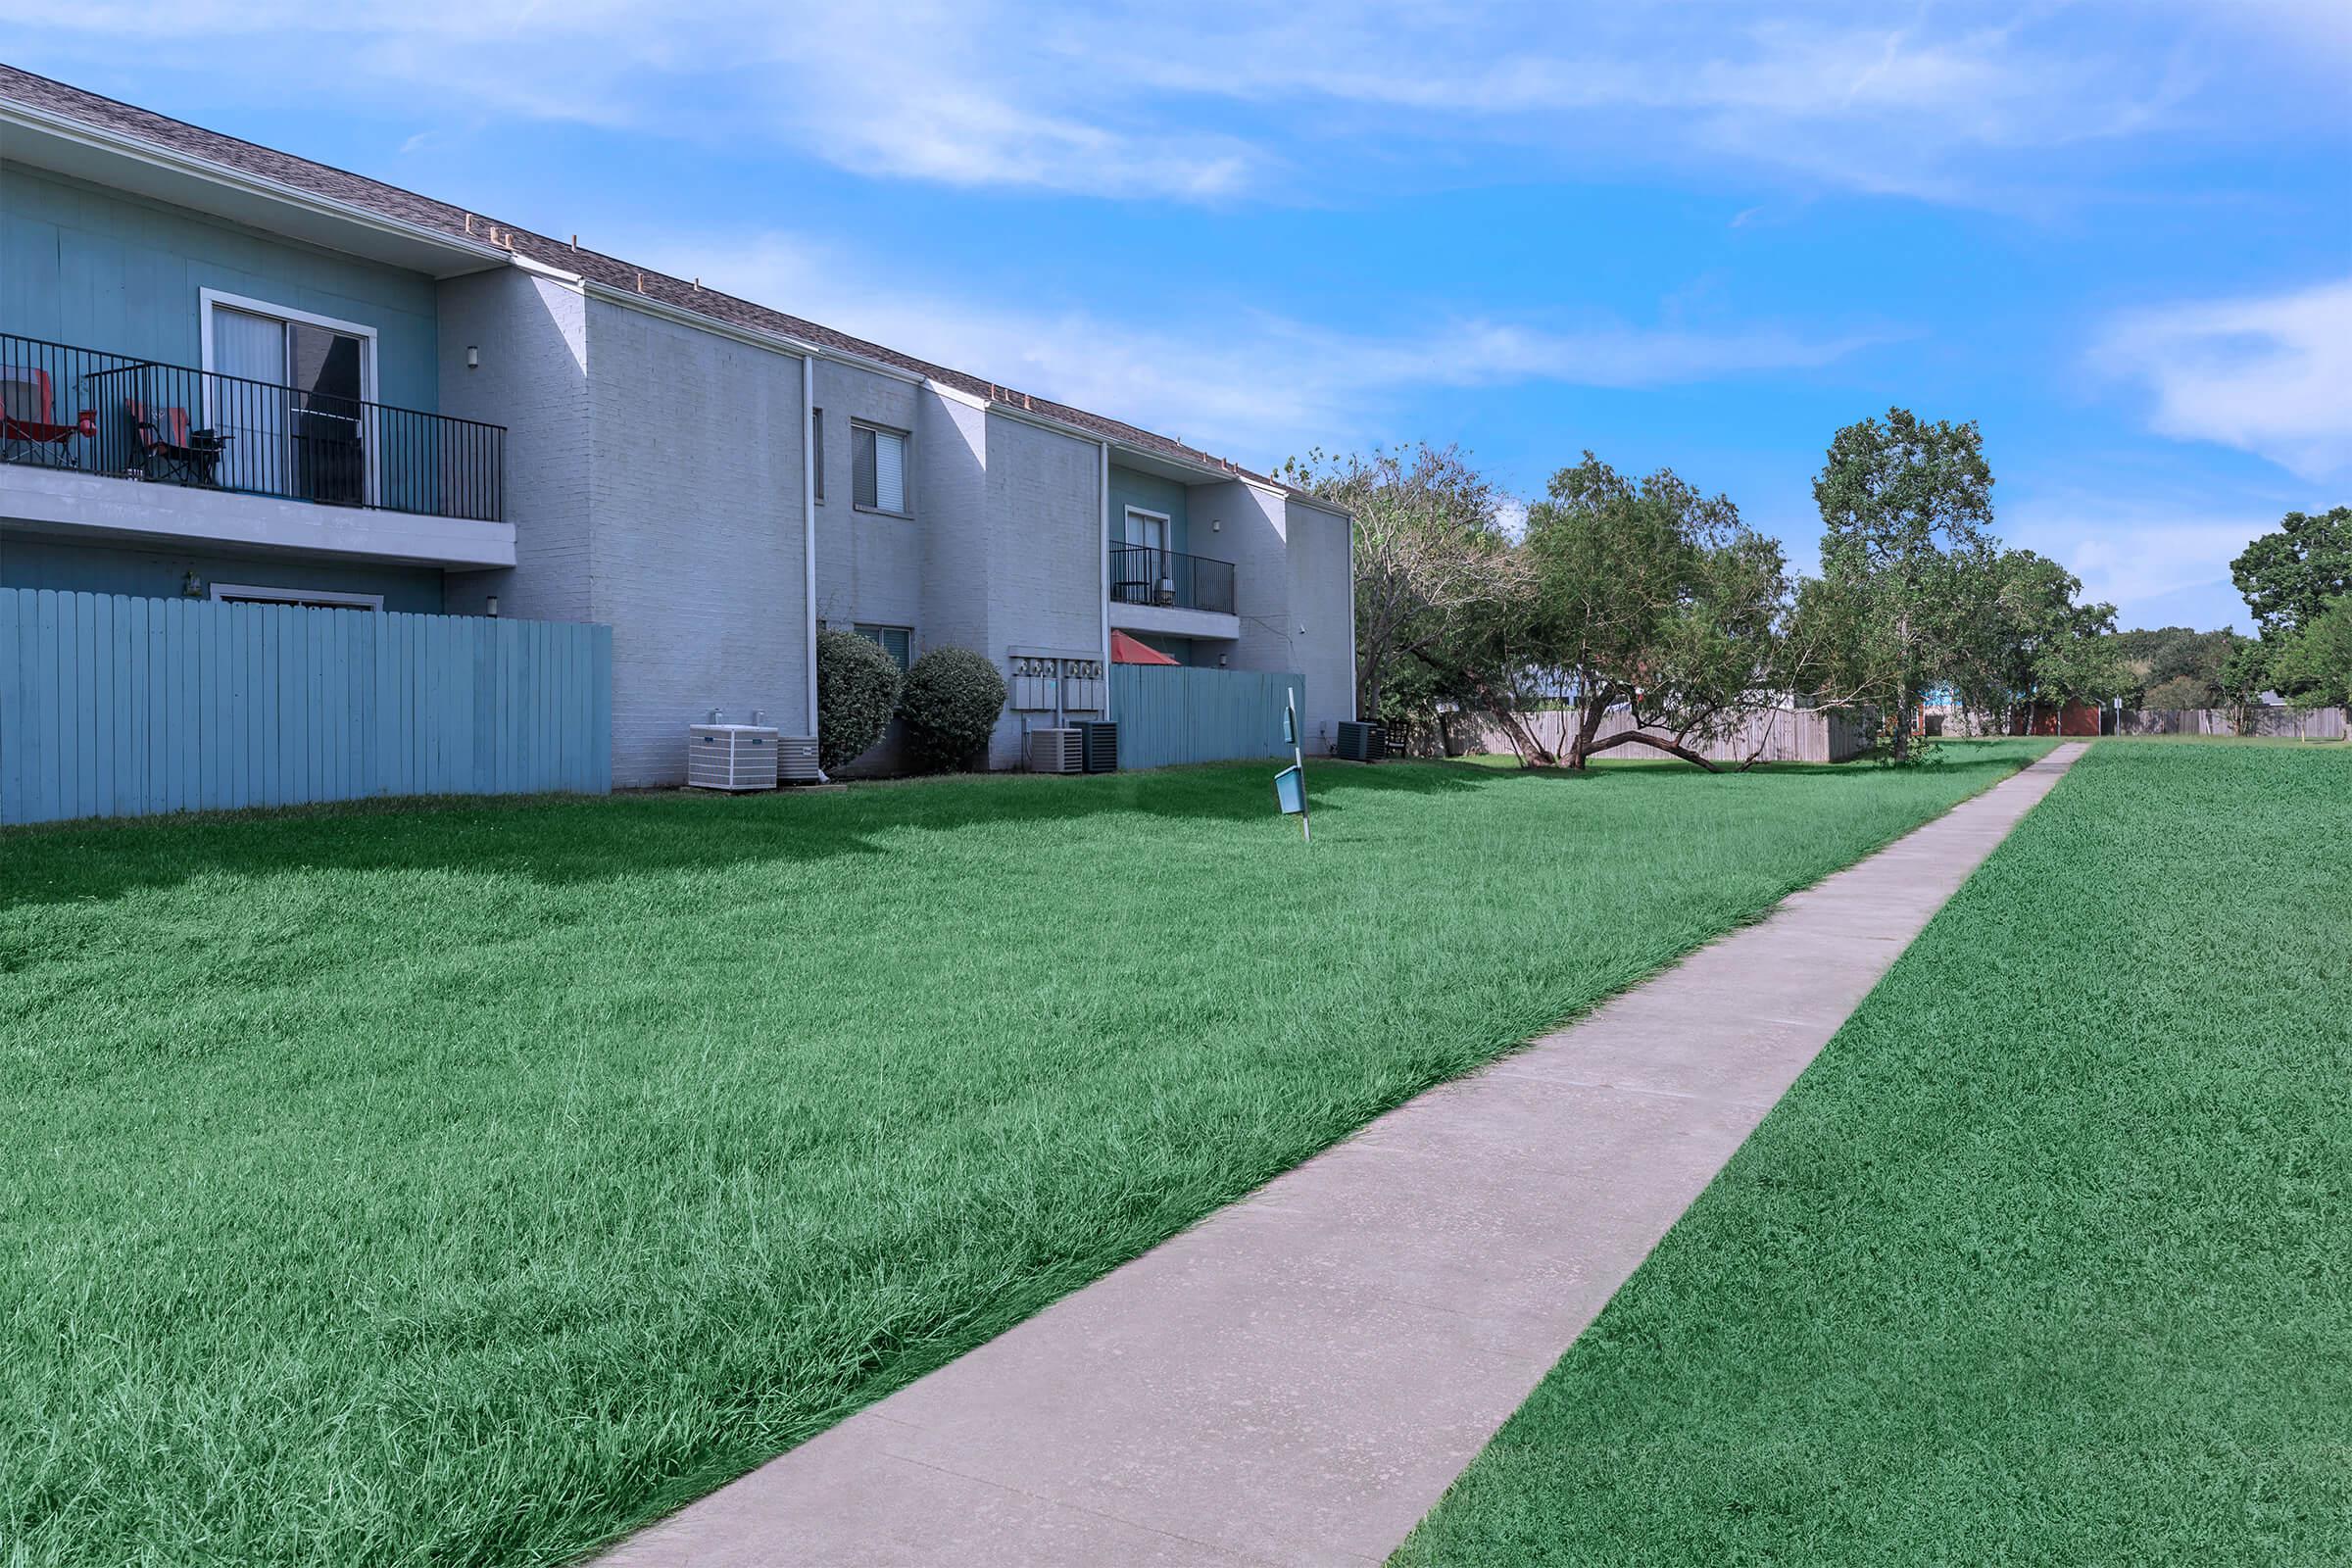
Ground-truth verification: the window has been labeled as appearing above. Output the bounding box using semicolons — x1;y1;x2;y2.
1124;506;1169;555
811;408;824;502
209;582;383;611
853;623;911;671
853;422;907;514
200;290;378;505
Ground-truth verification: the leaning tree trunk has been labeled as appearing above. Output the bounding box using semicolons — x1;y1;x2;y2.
1581;728;1721;772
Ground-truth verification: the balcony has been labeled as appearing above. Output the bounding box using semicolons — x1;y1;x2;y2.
1110;544;1235;614
1;331;513;568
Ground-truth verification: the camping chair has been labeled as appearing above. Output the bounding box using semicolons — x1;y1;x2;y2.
126;399;229;485
1;366;94;466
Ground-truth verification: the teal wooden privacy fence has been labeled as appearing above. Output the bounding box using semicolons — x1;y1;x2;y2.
1109;664;1303;770
1;589;611;825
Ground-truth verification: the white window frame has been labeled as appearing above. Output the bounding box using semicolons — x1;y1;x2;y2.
198;288;384;506
209;582;385;611
852;419;911;518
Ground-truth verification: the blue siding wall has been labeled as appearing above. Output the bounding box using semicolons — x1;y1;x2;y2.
0;163;441;415
1108;465;1191;557
1110;664;1302;770
1;588;610;824
1;535;447;612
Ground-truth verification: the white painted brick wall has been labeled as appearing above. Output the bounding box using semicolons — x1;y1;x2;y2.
1285;497;1357;751
586;298;808;787
435;270;590;622
440;269;1351;781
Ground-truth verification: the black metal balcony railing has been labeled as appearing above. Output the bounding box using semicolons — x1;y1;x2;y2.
0;332;505;523
1110;544;1236;615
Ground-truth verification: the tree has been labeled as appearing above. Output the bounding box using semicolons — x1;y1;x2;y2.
2106;624;2239;707
1806;409;1997;760
1947;550;2120;733
1279;444;1523;731
2214;637;2273;734
2142;674;2213;710
2267;596;2352;708
1522;455;1788;770
2231;507;2351;634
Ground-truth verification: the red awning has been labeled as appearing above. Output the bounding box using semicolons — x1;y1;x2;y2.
1109;630;1181;665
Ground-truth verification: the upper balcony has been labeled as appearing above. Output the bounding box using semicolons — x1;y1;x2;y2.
0;331;514;569
1108;542;1240;642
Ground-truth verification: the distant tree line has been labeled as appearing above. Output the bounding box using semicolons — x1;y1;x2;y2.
1287;408;2132;766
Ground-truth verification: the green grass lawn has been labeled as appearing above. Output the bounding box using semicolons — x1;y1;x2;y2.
2;743;2045;1567
1396;739;2352;1564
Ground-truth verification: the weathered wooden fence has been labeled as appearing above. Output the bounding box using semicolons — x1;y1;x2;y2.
1461;706;1874;763
1109;665;1303;770
2115;707;2345;740
1;589;612;825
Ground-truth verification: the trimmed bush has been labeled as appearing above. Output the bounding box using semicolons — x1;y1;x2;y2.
815;629;903;771
897;647;1007;772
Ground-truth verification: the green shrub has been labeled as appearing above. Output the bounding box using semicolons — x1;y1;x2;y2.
897;647;1006;772
815;629;903;771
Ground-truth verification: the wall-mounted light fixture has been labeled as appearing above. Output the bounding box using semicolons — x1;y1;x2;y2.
466;346;480;370
1218;653;1229;667
1211;516;1221;531
486;595;500;618
180;571;203;598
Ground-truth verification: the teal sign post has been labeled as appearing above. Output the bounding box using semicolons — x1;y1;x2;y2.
1273;690;1310;843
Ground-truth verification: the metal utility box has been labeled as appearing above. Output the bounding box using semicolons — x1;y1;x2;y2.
687;723;779;791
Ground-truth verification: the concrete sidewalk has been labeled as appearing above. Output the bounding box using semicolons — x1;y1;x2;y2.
603;744;2087;1568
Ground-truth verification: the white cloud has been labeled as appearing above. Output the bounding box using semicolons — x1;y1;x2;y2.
2091;277;2352;482
2001;492;2274;629
626;231;1878;465
5;0;2333;204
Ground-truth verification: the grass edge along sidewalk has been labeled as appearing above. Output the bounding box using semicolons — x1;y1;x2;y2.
1396;738;2352;1565
4;743;2043;1568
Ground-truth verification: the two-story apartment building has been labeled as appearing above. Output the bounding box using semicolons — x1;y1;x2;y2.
0;67;1355;790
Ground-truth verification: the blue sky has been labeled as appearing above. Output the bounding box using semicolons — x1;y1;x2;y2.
13;2;2347;630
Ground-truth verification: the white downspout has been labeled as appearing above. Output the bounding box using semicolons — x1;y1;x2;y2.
1345;506;1357;722
1099;440;1113;708
803;352;820;748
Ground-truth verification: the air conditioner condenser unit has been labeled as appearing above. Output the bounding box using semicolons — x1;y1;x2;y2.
1336;720;1387;762
688;723;780;791
776;735;823;783
1027;727;1084;774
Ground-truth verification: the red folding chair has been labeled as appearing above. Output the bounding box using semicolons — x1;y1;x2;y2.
126;398;228;485
1;366;94;466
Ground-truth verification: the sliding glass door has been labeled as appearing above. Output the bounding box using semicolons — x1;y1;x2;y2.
203;295;374;506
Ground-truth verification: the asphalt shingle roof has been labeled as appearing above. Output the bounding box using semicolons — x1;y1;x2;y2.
0;64;1323;500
